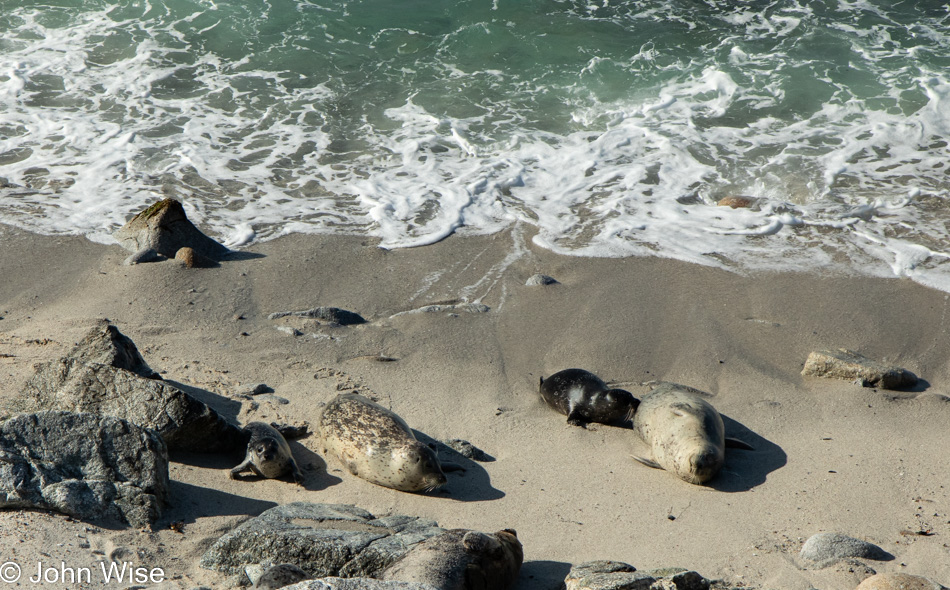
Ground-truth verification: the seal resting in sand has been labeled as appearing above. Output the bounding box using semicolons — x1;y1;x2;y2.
632;382;751;484
380;528;523;590
539;368;639;426
319;393;447;493
230;422;303;484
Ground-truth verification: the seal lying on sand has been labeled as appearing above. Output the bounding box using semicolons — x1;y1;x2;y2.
319;393;447;493
230;422;303;484
632;382;752;484
381;528;523;590
539;368;639;426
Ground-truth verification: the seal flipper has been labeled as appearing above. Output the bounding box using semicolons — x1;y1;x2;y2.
229;459;252;479
725;437;754;451
566;408;587;427
632;455;663;470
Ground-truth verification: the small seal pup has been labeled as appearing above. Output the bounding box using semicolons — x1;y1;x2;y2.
632;382;751;484
319;393;447;493
380;528;523;590
230;422;303;484
539;368;639;426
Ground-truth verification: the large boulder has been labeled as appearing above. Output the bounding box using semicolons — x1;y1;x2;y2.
200;503;444;578
65;321;160;379
18;359;243;452
0;411;168;527
113;198;230;262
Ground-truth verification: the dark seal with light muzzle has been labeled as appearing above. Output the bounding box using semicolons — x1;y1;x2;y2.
230;421;303;485
539;368;639;427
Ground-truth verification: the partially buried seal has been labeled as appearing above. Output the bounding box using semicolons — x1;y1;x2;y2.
539;368;639;426
230;422;303;485
632;382;752;484
319;393;447;493
380;528;523;590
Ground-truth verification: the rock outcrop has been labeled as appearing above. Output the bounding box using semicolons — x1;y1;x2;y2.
113;198;229;262
0;411;169;527
200;503;444;578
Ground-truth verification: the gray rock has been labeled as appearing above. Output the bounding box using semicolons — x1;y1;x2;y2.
113;198;230;261
124;248;165;265
441;439;494;462
380;529;523;590
200;503;444;578
268;307;367;325
0;411;168;527
564;561;653;590
390;303;490;318
525;273;558;286
801;349;917;390
856;573;947;590
18;359;243;453
282;580;437;590
799;532;890;568
66;322;160;379
565;562;710;590
253;563;310;589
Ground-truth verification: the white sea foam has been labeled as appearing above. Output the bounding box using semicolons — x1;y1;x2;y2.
1;0;949;291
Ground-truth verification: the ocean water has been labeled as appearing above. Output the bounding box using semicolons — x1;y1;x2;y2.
1;0;949;288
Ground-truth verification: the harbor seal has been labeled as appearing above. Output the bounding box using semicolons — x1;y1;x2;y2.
380;528;523;590
319;393;447;493
632;382;751;484
230;422;303;484
539;368;639;426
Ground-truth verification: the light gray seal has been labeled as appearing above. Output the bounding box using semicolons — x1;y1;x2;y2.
380;528;523;590
539;368;639;426
319;393;447;493
632;382;751;484
230;422;303;485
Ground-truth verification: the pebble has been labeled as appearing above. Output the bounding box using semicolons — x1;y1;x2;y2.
525;273;559;286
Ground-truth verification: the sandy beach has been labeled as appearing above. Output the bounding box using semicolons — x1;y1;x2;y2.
1;223;948;589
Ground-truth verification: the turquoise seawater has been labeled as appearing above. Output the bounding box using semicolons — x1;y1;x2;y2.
1;0;949;287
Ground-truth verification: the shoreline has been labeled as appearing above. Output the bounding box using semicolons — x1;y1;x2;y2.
1;224;949;589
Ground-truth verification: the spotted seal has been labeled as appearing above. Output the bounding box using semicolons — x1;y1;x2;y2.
539;368;639;426
381;528;523;590
319;393;447;493
632;382;752;484
230;422;303;484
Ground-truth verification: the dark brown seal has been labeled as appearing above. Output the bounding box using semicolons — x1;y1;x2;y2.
539;368;639;426
230;422;303;484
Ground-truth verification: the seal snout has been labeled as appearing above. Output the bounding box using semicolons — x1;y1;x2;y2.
686;448;723;484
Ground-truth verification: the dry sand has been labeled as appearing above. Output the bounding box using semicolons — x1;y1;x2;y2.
0;223;948;589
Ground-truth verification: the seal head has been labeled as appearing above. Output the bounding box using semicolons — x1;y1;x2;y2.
380;528;523;590
319;393;447;493
632;382;726;484
539;368;639;426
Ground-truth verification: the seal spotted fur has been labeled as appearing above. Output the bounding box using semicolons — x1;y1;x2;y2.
230;422;303;484
539;368;639;426
319;393;447;493
632;382;751;484
381;528;523;590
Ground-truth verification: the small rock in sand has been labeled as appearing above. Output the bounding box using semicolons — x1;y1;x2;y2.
801;349;917;390
717;195;757;209
526;273;559;286
175;246;215;268
799;532;890;568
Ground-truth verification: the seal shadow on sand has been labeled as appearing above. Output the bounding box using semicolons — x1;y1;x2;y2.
710;414;787;493
516;560;574;590
162;480;278;525
413;431;505;502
